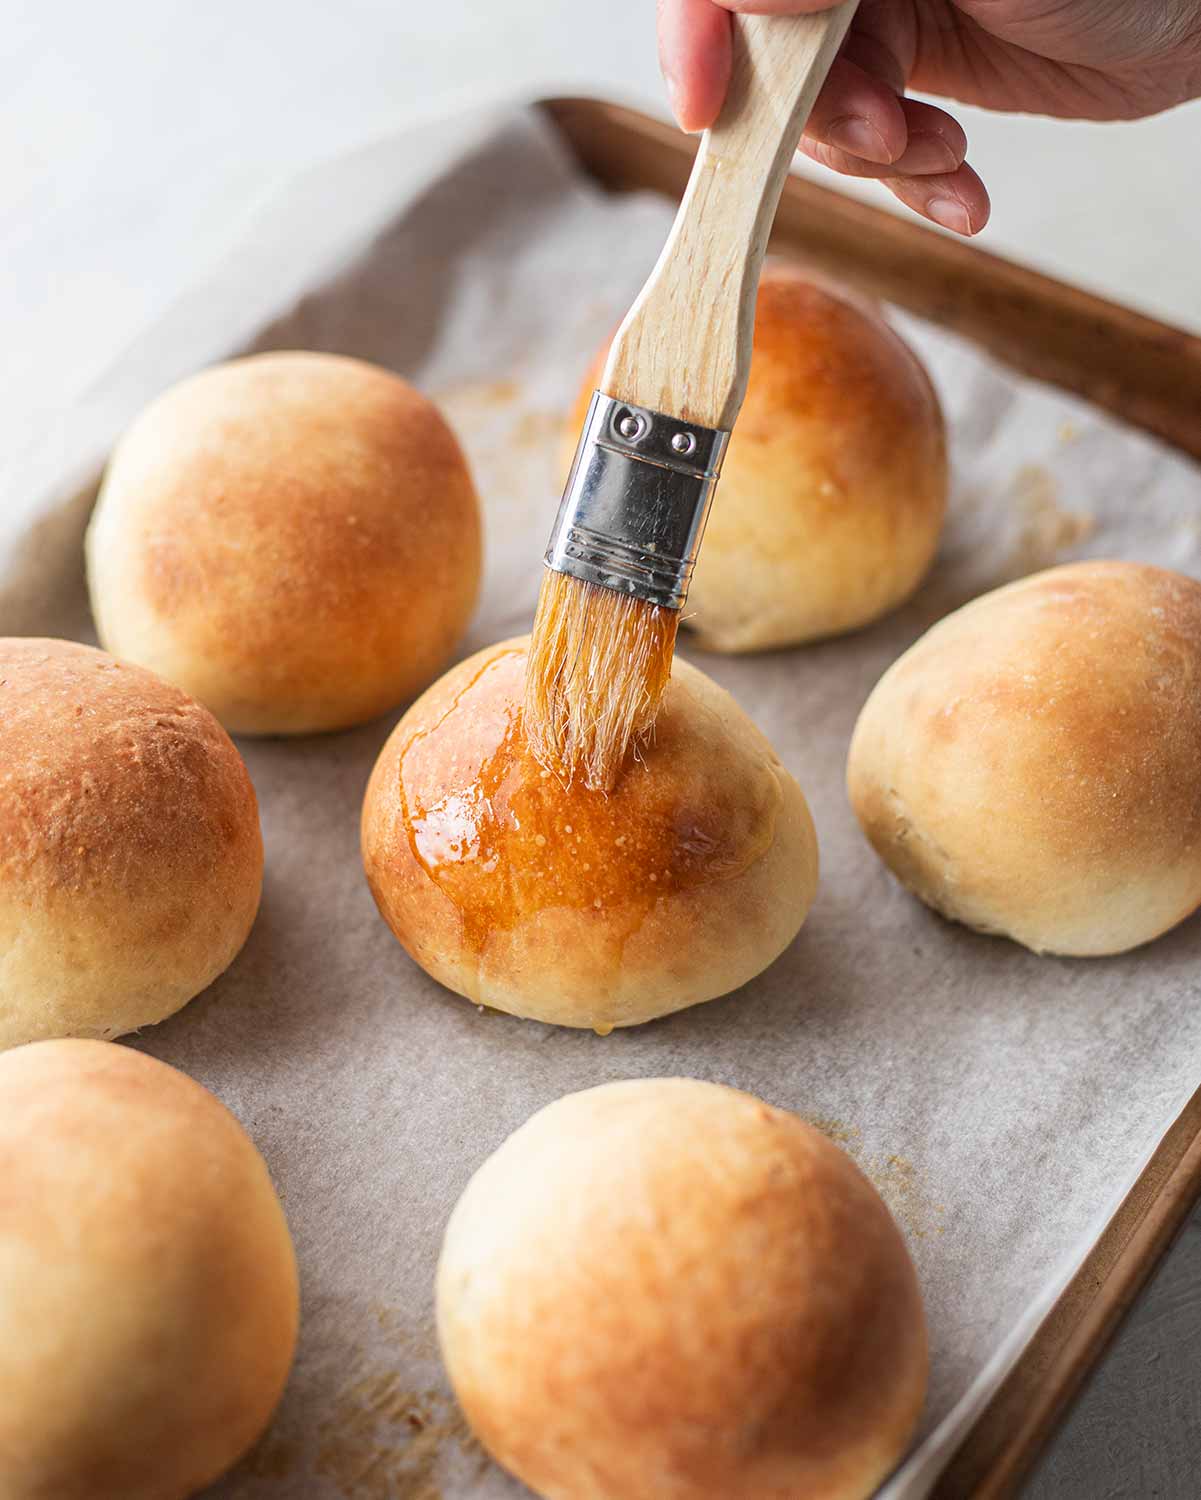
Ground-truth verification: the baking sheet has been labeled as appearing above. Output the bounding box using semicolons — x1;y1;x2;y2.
8;105;1201;1499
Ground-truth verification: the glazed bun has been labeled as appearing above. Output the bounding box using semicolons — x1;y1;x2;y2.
362;637;817;1030
0;1039;298;1500
848;561;1201;955
87;351;482;734
438;1078;928;1500
0;638;262;1050
564;260;946;652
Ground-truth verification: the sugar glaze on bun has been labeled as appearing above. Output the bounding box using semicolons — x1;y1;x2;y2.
362;637;818;1030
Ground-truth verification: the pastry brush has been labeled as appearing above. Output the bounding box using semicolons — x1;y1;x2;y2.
525;0;860;791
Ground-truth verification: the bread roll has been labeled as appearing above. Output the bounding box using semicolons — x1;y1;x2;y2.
361;637;817;1030
0;638;262;1049
564;261;946;652
0;1039;298;1500
848;561;1201;955
87;351;482;734
438;1078;927;1500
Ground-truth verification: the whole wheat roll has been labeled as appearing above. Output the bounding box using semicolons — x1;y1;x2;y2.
0;637;262;1049
87;350;482;734
0;1039;298;1500
564;260;947;651
437;1077;928;1500
848;560;1201;955
361;636;818;1030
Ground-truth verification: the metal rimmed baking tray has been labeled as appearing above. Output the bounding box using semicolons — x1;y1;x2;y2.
8;94;1201;1500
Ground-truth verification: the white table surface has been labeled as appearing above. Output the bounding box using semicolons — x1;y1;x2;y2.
9;1;1201;1493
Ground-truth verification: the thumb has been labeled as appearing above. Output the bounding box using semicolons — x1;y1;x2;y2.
659;0;860;134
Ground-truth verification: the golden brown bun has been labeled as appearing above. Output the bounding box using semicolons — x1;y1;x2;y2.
0;1039;298;1500
438;1078;928;1500
848;561;1201;955
361;637;817;1030
565;261;946;651
87;351;482;734
0;638;262;1049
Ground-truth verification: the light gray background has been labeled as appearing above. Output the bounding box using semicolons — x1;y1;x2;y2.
9;2;1201;1493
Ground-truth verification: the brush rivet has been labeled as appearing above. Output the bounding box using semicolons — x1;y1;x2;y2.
617;412;643;441
671;431;697;456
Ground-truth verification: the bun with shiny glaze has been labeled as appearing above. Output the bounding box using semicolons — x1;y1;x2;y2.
361;637;818;1029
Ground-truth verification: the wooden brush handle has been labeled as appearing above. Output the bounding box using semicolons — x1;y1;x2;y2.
601;2;859;430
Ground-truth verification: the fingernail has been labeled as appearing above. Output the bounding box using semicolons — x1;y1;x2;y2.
902;132;960;174
662;68;686;128
664;79;704;135
927;196;972;235
827;115;892;164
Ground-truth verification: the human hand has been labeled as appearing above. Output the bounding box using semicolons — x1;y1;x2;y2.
657;0;1201;234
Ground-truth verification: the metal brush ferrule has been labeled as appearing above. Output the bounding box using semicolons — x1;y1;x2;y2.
543;392;731;611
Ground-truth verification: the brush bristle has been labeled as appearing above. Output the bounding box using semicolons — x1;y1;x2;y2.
524;571;679;793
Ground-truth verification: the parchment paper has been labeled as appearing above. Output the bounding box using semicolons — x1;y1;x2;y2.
6;105;1201;1500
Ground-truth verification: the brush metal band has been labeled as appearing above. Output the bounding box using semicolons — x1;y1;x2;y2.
543;392;730;611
